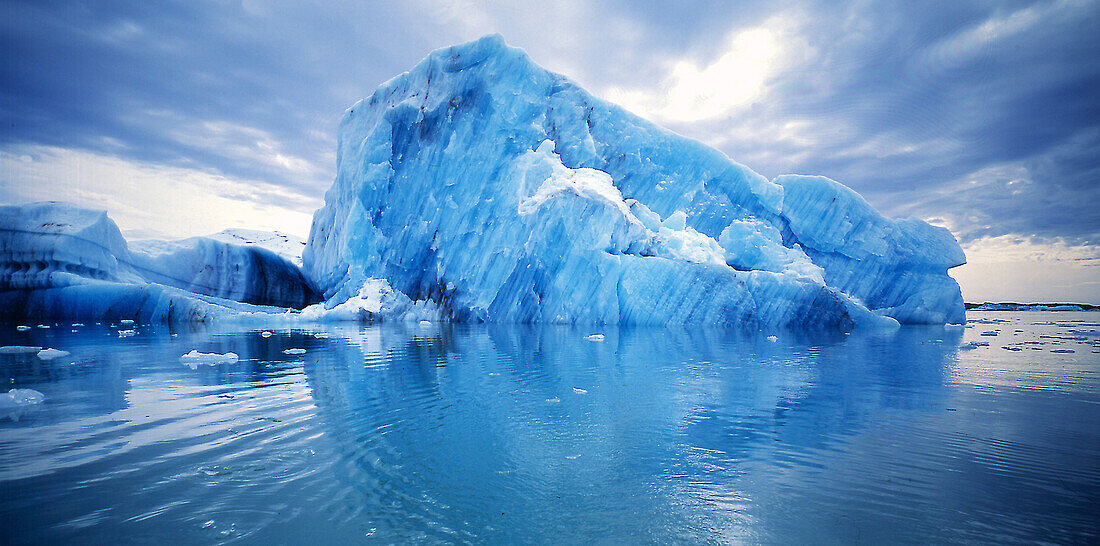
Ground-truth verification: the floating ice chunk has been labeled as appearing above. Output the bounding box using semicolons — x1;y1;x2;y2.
36;324;50;329
120;319;134;325
766;335;779;342
118;330;135;337
585;334;605;342
312;332;329;338
179;350;239;367
546;397;561;403
0;346;43;354
71;323;84;327
282;348;307;355
0;388;45;420
565;454;581;459
36;348;70;361
420;320;432;327
260;331;273;338
16;325;31;331
573;387;588;394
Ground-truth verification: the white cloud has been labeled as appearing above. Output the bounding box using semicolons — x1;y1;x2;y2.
602;22;792;123
1;144;319;240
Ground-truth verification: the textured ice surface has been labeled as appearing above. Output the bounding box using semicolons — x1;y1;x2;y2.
1;202;318;322
304;35;963;327
129;236;319;308
206;229;307;267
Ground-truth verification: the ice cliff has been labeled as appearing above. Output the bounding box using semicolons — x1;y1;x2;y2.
304;35;965;327
0;202;319;321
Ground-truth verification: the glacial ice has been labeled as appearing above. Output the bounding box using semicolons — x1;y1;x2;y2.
36;348;70;360
0;388;45;421
303;35;964;327
1;202;318;322
2;36;966;329
179;350;240;367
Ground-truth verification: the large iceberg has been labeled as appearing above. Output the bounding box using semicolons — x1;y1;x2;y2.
0;202;319;322
304;35;965;328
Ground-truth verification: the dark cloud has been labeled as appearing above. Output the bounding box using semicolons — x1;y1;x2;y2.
1;0;1098;245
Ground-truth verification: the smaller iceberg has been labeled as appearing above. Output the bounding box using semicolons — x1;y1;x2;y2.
0;388;45;421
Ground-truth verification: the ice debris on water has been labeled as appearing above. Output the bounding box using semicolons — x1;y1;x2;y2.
1;388;45;421
546;397;561;403
16;325;30;331
260;331;273;338
36;348;70;361
573;387;588;394
118;329;135;337
585;334;605;342
179;350;239;367
766;335;779;342
282;348;307;355
0;346;43;354
120;319;134;325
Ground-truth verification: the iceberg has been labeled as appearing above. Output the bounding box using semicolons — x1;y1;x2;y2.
2;36;965;329
1;202;319;322
303;35;964;327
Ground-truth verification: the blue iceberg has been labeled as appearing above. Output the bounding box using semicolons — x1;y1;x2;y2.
304;35;964;328
0;202;318;322
1;36;965;329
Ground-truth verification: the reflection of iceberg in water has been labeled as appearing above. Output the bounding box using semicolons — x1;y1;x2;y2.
300;324;962;542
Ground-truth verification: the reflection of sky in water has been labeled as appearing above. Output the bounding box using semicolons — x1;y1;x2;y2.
1;312;1097;544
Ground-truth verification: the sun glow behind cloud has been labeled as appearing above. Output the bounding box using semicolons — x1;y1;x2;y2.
605;26;783;123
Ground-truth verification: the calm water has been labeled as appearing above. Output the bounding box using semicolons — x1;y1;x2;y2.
1;312;1098;544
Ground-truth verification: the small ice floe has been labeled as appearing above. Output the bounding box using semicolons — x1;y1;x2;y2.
565;454;581;460
118;330;136;337
488;372;501;376
419;320;432;327
36;348;70;361
120;319;135;325
180;350;239;368
573;387;588;395
1002;346;1023;351
260;331;273;338
71;323;84;327
958;342;984;351
36;324;50;329
766;335;778;343
1051;349;1076;354
585;334;605;342
16;325;31;331
282;348;307;355
980;331;998;336
1;388;45;421
312;332;329;339
0;346;43;355
546;396;561;403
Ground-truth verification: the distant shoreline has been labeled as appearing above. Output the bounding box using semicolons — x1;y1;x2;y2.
965;302;1100;311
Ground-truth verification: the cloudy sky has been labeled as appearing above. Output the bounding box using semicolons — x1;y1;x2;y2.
2;0;1098;303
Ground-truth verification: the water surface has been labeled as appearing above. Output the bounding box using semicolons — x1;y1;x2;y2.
2;312;1098;543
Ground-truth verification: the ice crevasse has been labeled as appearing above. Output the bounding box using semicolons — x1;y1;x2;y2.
303;34;966;328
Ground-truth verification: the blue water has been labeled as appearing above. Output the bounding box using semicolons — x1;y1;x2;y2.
1;312;1098;544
